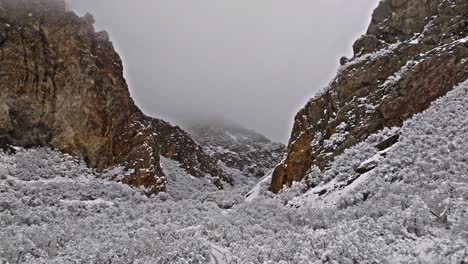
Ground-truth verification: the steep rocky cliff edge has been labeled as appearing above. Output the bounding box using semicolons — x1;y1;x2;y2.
271;0;468;192
0;0;229;193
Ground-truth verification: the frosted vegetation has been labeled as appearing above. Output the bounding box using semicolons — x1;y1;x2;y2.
2;81;468;263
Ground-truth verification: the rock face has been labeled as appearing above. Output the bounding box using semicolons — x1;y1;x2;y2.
0;0;229;192
187;121;286;177
271;0;468;193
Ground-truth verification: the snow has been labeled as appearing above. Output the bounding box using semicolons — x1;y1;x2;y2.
245;174;271;202
308;170;374;208
1;81;468;263
60;198;114;207
207;242;231;264
224;131;238;141
359;152;383;170
343;41;401;71
323;122;349;150
420;35;468;58
380;59;421;91
186;122;285;177
458;36;468;43
161;156;218;200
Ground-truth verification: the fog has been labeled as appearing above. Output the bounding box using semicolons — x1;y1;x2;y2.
68;0;378;143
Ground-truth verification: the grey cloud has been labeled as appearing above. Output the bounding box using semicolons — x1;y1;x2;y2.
67;0;379;142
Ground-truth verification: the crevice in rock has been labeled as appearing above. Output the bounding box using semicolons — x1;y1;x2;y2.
38;24;58;115
19;28;29;86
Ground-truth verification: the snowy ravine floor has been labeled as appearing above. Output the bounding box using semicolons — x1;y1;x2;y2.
2;81;468;263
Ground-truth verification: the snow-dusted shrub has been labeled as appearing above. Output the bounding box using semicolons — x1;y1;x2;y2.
2;80;468;263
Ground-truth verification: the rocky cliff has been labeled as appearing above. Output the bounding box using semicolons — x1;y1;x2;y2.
0;0;229;193
186;121;286;177
271;0;468;192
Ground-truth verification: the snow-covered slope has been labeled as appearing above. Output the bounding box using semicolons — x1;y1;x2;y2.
204;80;468;263
0;148;221;263
1;81;468;263
186;121;285;178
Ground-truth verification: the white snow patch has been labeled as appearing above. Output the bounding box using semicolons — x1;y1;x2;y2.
245;174;271;202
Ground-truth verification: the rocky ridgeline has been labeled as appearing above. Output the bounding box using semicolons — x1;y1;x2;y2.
271;0;468;192
187;121;286;177
0;0;230;193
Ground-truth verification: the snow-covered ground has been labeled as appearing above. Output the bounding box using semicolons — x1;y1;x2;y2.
2;81;468;263
245;174;271;202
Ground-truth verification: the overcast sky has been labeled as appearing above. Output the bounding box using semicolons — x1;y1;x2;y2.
68;0;379;143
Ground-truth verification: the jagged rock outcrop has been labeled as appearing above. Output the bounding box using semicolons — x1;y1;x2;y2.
0;0;229;192
186;121;286;177
271;0;468;192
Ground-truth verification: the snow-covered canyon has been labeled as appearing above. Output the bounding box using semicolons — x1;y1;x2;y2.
2;81;468;263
